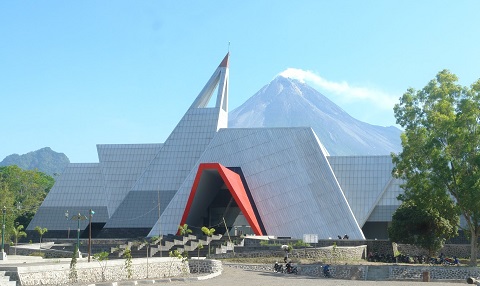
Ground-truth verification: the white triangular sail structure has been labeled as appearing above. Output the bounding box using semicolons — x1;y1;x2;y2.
103;53;230;229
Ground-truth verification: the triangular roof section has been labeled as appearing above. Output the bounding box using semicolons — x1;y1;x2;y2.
27;163;108;231
97;143;163;217
179;163;263;235
327;155;395;226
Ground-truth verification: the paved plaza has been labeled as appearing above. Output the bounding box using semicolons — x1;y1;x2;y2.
165;266;470;286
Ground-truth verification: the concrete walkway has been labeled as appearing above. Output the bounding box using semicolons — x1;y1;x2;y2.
0;254;79;266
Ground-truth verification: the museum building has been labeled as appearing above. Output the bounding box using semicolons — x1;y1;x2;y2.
27;54;403;240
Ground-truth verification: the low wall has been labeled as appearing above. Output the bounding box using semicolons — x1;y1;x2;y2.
188;259;223;274
4;258;223;286
242;239;480;259
225;263;367;279
13;247;75;259
225;263;475;281
214;245;367;262
390;265;478;281
396;243;474;258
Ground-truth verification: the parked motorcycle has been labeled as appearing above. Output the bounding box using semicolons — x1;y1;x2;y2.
285;261;298;274
273;262;284;273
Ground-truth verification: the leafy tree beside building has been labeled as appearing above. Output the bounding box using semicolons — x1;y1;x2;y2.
0;165;54;242
392;70;480;265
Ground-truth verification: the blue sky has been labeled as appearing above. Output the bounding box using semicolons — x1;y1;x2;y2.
1;1;479;163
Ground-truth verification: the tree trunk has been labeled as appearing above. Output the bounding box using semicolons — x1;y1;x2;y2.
470;227;478;266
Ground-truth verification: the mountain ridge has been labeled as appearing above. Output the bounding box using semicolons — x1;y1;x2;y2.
0;147;70;176
2;76;401;170
229;76;402;156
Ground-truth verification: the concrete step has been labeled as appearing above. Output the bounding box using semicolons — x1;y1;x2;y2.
0;272;16;286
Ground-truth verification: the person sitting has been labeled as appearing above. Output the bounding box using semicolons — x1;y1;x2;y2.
337;235;342;239
323;264;331;277
438;252;445;264
286;261;292;272
454;256;460;265
343;234;349;239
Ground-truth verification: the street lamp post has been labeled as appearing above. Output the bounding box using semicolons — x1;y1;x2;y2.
71;213;87;257
65;210;70;239
88;209;94;262
1;206;6;260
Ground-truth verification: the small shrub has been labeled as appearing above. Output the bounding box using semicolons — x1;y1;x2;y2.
93;251;110;282
29;251;45;257
293;240;310;247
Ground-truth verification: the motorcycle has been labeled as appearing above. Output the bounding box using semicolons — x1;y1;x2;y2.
285;262;298;274
273;262;284;273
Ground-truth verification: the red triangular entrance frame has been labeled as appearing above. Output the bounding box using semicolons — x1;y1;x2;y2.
179;163;263;235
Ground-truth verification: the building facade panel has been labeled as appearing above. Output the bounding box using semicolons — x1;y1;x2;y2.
154;127;364;239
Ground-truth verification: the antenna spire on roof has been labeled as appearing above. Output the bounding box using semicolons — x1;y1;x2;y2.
228;41;230;52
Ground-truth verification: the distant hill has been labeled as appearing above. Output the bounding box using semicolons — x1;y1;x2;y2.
0;147;70;176
229;75;402;156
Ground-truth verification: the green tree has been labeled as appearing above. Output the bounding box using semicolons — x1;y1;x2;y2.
197;242;203;260
93;251;110;281
388;201;458;256
34;226;47;249
0;166;54;228
196;242;204;274
11;224;27;255
178;223;192;237
392;69;480;265
178;224;192;258
0;182;15;244
123;247;133;279
168;249;187;277
69;245;78;283
201;226;215;257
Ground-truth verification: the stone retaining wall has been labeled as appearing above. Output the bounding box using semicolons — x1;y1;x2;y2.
214;245;367;262
188;259;223;274
396;243;474;258
225;263;367;279
13;247;74;259
242;239;480;259
18;257;190;286
8;258;222;286
225;263;475;281
390;265;479;281
15;258;188;286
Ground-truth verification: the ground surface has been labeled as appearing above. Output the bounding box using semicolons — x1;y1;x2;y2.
1;254;473;285
166;266;470;286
